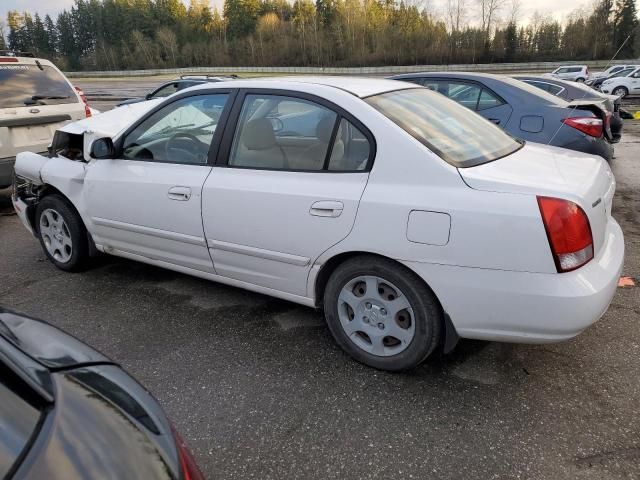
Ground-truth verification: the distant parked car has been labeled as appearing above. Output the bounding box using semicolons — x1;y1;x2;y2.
117;75;237;106
0;51;92;189
590;64;638;79
514;75;623;143
545;65;590;82
390;72;613;160
0;306;204;479
585;66;638;90
12;77;624;371
600;66;640;98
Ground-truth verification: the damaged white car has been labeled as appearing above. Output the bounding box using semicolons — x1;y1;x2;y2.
12;78;624;371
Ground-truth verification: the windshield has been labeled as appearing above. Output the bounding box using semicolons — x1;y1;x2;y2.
610;68;635;78
366;88;522;168
0;64;78;108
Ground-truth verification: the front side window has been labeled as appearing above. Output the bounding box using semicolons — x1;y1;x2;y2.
122;94;228;164
0;64;78;108
366;88;522;168
229;94;338;170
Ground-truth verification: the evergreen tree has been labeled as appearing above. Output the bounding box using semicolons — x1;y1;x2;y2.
504;21;517;62
224;0;261;38
614;0;638;57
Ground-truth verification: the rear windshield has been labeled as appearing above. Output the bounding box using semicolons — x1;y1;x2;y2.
366;88;522;167
0;366;43;477
0;64;78;109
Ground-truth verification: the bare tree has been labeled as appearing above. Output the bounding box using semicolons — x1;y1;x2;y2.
446;0;467;32
476;0;506;44
508;0;522;24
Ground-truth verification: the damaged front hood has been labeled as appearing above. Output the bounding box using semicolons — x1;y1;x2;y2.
60;98;163;137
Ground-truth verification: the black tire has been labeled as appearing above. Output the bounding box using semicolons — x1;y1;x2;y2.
576;77;586;83
613;86;629;98
323;255;442;371
35;194;90;272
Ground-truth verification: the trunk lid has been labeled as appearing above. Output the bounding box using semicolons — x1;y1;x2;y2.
459;142;615;257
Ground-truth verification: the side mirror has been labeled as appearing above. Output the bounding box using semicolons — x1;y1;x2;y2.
90;137;115;159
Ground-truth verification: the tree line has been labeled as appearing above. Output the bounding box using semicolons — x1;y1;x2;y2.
1;0;638;71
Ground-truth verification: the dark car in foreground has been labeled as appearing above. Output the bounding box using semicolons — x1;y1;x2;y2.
117;74;237;107
513;75;623;143
390;72;614;161
0;307;203;480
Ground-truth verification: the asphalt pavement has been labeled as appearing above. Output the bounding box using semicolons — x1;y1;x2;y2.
0;124;639;479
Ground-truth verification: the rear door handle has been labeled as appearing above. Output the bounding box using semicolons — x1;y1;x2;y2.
310;200;344;217
488;118;501;125
168;186;192;201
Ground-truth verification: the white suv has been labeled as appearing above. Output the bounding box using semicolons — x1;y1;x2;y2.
546;65;590;82
601;66;640;98
0;53;90;188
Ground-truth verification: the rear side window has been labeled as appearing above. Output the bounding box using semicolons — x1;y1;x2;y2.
0;64;78;108
328;118;370;171
0;367;43;477
446;83;482;110
477;89;504;110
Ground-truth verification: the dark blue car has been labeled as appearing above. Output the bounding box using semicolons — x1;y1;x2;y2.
390;72;614;161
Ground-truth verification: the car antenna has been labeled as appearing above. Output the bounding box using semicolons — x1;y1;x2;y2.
35;59;44;71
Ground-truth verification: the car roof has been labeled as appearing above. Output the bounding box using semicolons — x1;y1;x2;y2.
186;76;413;98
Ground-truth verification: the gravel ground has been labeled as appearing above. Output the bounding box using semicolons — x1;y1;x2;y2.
0;123;638;479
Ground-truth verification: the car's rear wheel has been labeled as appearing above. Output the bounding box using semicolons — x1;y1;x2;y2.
576;77;586;83
323;256;442;371
36;195;89;272
613;86;629;98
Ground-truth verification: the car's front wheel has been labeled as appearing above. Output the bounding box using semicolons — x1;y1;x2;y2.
36;195;89;272
613;86;629;98
323;256;442;371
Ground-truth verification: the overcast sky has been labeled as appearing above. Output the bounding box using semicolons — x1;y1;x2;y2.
1;0;594;23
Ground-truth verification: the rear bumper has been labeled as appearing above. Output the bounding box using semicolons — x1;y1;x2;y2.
0;157;15;188
556;135;613;161
403;218;624;344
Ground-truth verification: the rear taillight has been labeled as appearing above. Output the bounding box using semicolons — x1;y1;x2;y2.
562;116;603;137
0;57;19;62
537;196;594;272
74;86;91;117
171;425;205;480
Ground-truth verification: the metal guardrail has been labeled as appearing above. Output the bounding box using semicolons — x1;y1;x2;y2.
65;59;640;78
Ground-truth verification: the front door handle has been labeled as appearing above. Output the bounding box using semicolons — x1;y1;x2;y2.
168;186;191;201
310;200;344;217
488;118;501;125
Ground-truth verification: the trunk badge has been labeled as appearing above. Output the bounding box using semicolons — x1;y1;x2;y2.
592;198;602;208
29;108;40;114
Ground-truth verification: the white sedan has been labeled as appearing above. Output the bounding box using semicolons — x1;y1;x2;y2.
12;77;624;371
